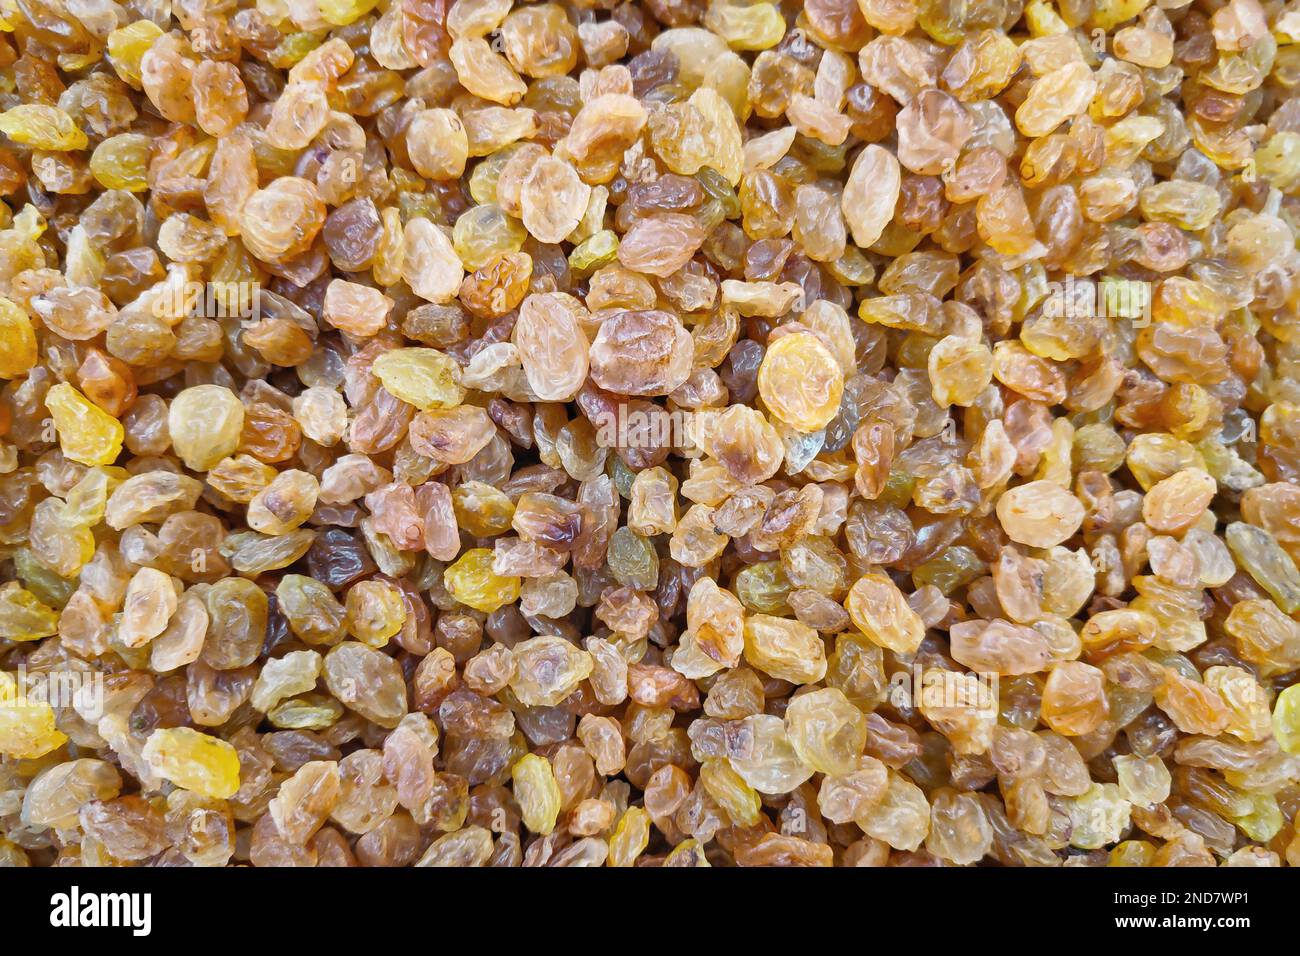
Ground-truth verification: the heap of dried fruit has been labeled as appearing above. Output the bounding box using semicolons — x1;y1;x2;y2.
1;0;1299;869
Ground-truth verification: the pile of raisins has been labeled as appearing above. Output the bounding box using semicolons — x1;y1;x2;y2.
1;0;1300;867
